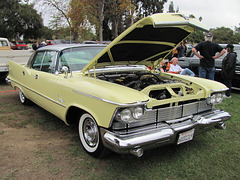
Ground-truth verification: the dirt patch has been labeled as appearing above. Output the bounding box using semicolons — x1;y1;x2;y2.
0;84;78;179
0;122;75;179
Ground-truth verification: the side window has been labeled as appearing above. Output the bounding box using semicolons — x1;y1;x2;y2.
32;51;57;73
32;52;45;70
0;40;8;47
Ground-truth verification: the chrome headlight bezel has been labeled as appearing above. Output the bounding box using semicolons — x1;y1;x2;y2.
206;92;224;105
115;105;145;124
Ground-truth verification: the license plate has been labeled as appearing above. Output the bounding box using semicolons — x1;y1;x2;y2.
177;129;195;145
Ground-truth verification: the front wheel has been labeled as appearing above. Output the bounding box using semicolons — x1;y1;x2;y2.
78;113;110;158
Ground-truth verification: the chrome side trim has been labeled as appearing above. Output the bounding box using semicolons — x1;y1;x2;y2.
9;79;66;108
72;90;149;106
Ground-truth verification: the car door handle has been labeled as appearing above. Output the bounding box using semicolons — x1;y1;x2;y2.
34;74;39;79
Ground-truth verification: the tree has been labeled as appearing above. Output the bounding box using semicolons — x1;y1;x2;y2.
67;0;101;42
35;0;76;40
135;0;167;18
187;30;204;44
106;0;134;39
186;15;205;44
0;0;44;39
210;27;239;44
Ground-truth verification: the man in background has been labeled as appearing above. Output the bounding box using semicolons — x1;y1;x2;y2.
168;57;195;76
221;44;237;98
192;32;226;80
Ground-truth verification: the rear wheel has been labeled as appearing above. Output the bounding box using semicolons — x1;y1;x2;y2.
19;89;31;105
78;113;110;158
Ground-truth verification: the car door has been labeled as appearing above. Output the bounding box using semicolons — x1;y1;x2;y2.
26;50;64;114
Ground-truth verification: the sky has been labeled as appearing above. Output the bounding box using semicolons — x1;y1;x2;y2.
36;0;240;31
163;0;240;30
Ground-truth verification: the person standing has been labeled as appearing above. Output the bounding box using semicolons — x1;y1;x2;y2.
32;41;38;51
176;41;187;58
221;44;237;98
192;32;226;80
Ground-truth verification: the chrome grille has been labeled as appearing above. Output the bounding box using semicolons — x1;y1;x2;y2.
199;100;212;112
158;100;212;122
112;100;212;131
158;106;182;122
128;109;157;128
182;101;198;117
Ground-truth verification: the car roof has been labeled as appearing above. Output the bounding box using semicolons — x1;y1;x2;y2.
36;44;107;52
219;44;240;49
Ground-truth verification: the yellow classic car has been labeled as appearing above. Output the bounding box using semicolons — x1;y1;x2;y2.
6;13;231;158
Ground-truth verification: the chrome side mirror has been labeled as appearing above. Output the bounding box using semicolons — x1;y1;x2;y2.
61;66;69;78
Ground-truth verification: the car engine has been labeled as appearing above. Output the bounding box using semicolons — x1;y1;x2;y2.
90;66;190;100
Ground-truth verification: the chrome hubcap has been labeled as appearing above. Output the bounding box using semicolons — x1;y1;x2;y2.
19;90;25;102
83;118;98;147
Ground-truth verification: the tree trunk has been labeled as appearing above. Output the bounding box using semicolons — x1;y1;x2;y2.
98;0;105;44
113;17;119;39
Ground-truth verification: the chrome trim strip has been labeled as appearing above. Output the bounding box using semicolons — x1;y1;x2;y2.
210;88;229;92
10;79;66;108
154;21;209;32
72;90;149;106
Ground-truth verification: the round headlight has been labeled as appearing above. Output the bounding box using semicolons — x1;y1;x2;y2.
133;106;144;120
210;94;216;104
207;94;216;105
119;109;131;122
216;93;223;103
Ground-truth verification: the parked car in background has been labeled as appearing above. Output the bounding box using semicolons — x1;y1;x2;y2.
185;43;194;55
178;44;240;88
6;13;231;158
0;38;31;78
11;41;28;50
53;39;67;44
82;40;97;44
46;40;56;45
0;37;11;50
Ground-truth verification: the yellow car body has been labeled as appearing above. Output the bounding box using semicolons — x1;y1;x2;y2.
6;13;231;157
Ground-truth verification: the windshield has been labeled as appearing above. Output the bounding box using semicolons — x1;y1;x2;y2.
16;42;25;45
58;46;105;72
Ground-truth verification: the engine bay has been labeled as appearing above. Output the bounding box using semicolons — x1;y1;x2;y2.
90;66;196;100
97;71;168;90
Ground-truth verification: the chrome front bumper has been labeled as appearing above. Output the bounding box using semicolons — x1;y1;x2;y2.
100;109;231;157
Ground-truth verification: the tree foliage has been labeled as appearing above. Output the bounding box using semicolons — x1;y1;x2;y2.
0;0;44;39
210;27;240;44
106;0;135;39
187;30;204;44
68;0;100;41
134;0;167;18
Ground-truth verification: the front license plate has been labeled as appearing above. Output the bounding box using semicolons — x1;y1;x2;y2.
177;129;195;145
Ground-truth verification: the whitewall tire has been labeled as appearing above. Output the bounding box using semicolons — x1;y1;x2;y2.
78;113;110;158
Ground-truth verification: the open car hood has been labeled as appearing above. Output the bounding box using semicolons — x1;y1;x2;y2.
82;13;208;73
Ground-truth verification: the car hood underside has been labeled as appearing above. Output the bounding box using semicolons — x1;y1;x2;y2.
82;13;208;73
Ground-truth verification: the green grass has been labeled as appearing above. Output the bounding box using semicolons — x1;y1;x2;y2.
0;88;239;179
62;93;240;180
